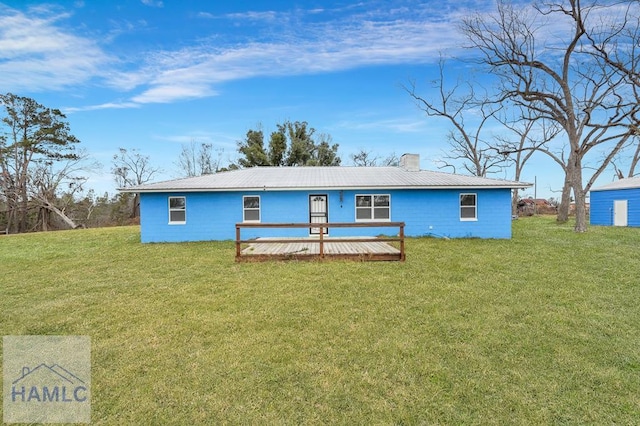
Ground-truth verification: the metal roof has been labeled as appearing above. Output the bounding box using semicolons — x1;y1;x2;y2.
591;176;640;191
120;166;532;193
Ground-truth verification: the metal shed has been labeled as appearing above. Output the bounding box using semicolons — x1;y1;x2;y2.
590;177;640;227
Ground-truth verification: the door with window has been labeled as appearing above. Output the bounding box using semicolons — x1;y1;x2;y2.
309;194;328;235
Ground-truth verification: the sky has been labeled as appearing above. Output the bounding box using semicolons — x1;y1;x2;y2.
0;0;617;200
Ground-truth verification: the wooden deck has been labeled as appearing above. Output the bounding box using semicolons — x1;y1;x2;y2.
239;237;402;261
235;222;406;262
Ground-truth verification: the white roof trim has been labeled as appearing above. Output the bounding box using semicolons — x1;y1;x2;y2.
120;184;530;193
591;176;640;191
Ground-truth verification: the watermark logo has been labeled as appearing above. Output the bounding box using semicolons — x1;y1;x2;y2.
3;335;91;424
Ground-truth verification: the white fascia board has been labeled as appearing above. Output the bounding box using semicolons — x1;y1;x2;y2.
119;183;532;193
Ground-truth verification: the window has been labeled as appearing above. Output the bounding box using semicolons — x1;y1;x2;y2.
243;196;260;222
460;193;477;220
169;196;186;224
355;194;390;221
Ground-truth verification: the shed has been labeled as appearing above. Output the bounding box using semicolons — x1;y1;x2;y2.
590;177;640;227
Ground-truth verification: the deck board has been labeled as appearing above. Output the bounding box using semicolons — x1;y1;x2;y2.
238;237;403;261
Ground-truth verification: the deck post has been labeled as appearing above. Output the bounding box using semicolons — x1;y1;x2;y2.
319;224;324;258
235;225;241;258
399;223;405;261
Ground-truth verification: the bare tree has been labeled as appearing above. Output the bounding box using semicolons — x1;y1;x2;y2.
350;149;380;167
461;0;640;232
350;149;400;167
29;152;97;230
381;152;401;167
405;58;508;177
112;148;161;218
586;3;640;178
611;138;640;179
176;140;223;177
624;139;640;177
495;108;561;214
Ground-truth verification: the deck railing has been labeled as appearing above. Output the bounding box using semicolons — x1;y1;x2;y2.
235;222;405;261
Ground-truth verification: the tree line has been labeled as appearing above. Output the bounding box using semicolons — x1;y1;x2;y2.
3;1;638;234
0;94;82;233
0;93;161;232
0;107;354;233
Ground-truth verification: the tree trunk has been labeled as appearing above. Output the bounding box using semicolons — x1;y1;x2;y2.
39;207;49;231
556;173;572;223
571;159;588;232
573;186;588;232
131;193;140;218
42;201;79;229
19;187;28;233
6;193;18;234
511;188;519;216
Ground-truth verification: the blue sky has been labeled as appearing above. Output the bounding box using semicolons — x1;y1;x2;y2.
0;0;576;199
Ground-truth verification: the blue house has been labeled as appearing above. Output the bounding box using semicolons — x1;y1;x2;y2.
121;154;530;243
590;177;640;227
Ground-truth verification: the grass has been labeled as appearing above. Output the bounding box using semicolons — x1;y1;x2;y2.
1;216;640;424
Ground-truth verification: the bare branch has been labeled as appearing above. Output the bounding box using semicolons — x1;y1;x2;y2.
404;57;507;177
461;0;639;231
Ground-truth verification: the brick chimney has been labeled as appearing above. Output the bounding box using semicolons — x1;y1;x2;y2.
399;153;420;172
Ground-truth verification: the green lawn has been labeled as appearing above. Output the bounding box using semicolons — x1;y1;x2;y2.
1;217;639;424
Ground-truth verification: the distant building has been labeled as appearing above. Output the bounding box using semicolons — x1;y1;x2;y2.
517;198;555;216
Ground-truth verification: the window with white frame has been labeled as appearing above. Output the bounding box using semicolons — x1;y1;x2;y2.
168;196;186;224
243;196;260;222
460;193;477;220
355;194;390;221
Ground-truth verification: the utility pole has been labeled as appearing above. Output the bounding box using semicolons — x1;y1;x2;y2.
534;176;537;216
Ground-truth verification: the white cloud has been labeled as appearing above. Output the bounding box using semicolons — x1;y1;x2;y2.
154;131;237;148
116;13;468;106
0;2;472;106
131;83;217;104
141;0;163;8
337;117;430;133
0;5;111;92
224;11;278;21
63;101;140;113
196;11;215;19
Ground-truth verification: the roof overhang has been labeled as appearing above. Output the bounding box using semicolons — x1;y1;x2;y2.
119;183;533;193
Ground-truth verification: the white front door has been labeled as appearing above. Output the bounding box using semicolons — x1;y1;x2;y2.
614;200;628;226
309;195;328;235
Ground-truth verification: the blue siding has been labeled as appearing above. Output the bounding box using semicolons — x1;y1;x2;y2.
139;188;514;242
590;188;640;227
